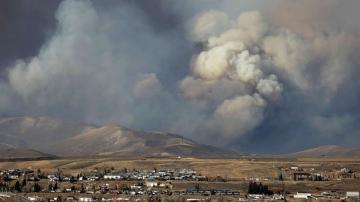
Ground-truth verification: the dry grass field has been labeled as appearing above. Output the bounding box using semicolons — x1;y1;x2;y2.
0;157;360;178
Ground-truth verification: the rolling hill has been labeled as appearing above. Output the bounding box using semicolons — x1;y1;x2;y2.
0;116;238;158
285;145;360;158
0;143;55;160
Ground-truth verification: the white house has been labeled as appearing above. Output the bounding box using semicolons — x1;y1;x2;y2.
290;167;299;171
78;197;94;202
346;192;359;198
103;173;122;180
47;175;58;181
248;194;264;199
146;181;158;188
294;192;311;199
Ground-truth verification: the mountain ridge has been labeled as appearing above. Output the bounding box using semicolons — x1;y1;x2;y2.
0;116;239;158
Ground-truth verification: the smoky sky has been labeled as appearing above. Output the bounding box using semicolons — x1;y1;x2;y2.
1;0;360;154
0;0;61;73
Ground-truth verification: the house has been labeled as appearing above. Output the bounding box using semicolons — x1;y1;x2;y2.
294;192;311;199
47;175;59;181
78;197;94;202
65;196;75;201
346;192;359;199
158;182;173;189
114;198;129;201
186;199;203;202
273;194;285;200
311;173;324;181
341;168;351;173
290;167;300;171
339;168;355;179
103;173;123;180
145;181;158;188
8;175;19;180
28;196;46;201
293;172;311;181
248;194;263;199
130;184;143;190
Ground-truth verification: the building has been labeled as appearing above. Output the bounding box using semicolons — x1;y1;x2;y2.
103;173;123;180
78;197;94;202
346;192;359;199
293;172;311;181
145;181;158;188
294;192;311;199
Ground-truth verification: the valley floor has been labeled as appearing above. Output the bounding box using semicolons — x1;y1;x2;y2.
0;157;360;201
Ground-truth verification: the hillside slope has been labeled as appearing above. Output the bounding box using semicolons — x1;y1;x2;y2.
285;145;360;157
0;143;55;160
0;116;238;158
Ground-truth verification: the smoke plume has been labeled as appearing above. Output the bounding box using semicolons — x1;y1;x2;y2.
0;0;360;153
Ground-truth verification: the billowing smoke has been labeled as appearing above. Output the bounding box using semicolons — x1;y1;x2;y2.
179;0;360;150
1;0;360;153
1;0;188;128
180;10;283;139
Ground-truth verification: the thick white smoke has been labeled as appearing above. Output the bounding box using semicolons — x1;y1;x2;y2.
179;3;360;144
181;11;283;139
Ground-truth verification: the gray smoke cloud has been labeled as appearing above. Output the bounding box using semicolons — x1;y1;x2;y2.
1;0;360;153
1;0;189;128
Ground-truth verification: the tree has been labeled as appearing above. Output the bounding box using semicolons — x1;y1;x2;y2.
70;176;76;183
195;184;200;192
14;181;21;192
80;183;85;193
279;173;284;181
248;182;273;195
36;169;43;179
54;182;58;191
3;175;10;182
21;178;27;187
248;182;257;194
258;183;264;194
48;183;53;192
32;183;41;192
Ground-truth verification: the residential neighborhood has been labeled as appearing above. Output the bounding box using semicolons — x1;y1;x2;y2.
0;164;359;201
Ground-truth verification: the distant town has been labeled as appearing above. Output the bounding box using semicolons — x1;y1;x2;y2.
0;162;359;202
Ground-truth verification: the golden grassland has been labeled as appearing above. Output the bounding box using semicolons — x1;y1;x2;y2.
0;157;359;178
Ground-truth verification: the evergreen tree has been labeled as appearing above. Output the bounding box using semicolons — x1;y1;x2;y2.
14;181;21;192
195;183;200;192
248;182;256;194
48;183;53;192
54;182;58;191
80;183;85;193
258;183;264;194
279;173;284;181
33;183;41;192
21;178;27;188
36;169;43;179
